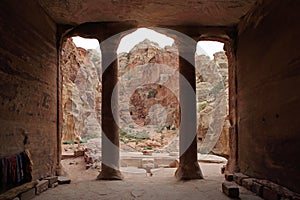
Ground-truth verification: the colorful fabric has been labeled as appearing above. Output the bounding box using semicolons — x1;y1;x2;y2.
21;151;32;183
10;156;17;184
0;150;33;194
17;154;23;183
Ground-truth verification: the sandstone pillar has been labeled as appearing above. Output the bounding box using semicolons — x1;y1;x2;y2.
175;41;204;180
97;39;123;180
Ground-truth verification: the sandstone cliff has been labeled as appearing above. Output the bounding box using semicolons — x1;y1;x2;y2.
118;39;229;156
117;39;180;151
60;38;229;157
61;38;101;142
196;52;229;157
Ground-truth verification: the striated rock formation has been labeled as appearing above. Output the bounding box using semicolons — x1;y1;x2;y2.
196;52;229;157
61;38;101;142
60;38;229;156
117;40;180;150
117;39;229;156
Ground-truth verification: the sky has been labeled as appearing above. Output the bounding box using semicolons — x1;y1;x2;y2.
72;28;224;59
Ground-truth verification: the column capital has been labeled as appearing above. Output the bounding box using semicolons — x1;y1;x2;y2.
174;39;197;54
153;25;235;43
97;21;137;41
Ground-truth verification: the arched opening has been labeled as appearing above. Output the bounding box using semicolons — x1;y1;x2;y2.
195;40;230;172
59;36;102;180
57;29;231;182
117;28;180;177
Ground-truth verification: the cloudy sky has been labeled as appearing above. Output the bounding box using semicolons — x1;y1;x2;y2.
72;28;224;59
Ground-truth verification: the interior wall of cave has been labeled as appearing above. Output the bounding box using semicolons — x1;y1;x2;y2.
0;1;58;181
236;0;300;193
1;0;300;196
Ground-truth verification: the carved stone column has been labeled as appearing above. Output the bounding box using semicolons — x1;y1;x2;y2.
175;40;204;180
94;22;136;180
96;37;123;180
59;21;137;180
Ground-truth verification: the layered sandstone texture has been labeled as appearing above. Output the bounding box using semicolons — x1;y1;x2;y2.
118;40;229;154
236;0;300;193
118;40;180;151
38;0;256;27
61;39;101;142
0;1;58;179
61;38;229;156
196;52;229;157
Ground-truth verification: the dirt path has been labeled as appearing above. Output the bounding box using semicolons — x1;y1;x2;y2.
33;157;262;200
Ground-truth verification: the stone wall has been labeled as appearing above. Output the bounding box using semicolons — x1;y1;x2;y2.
0;1;58;180
236;0;300;193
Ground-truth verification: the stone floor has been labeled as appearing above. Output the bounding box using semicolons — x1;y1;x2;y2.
33;157;262;200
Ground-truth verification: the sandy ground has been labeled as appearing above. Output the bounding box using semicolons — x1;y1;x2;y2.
33;157;262;200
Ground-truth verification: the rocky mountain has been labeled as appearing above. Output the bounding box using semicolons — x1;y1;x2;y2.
195;52;229;157
117;39;180;151
117;39;229;156
61;38;101;142
61;38;229;157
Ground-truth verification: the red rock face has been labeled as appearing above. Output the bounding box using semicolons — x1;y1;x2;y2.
61;38;229;155
118;39;179;131
118;39;229;155
61;38;101;142
129;84;179;128
196;52;229;157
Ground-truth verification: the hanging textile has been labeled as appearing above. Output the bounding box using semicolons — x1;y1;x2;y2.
0;150;33;194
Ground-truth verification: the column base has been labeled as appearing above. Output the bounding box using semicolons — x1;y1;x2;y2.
97;165;123;180
175;161;204;180
55;163;62;176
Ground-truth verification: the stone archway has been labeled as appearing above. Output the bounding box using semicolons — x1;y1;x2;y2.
57;23;238;180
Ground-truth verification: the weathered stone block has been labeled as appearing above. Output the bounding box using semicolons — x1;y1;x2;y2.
225;173;234;181
43;176;58;187
251;181;263;197
242;178;255;190
58;176;71;184
19;188;35;200
35;180;48;195
263;186;280;200
50;182;58;188
142;150;153;156
233;172;249;185
141;158;155;169
74;150;84;157
222;182;239;198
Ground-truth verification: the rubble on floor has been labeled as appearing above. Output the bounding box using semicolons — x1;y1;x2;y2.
222;181;239;198
0;175;69;200
224;172;300;200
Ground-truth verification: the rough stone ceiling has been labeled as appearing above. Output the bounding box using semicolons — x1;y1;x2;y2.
38;0;257;27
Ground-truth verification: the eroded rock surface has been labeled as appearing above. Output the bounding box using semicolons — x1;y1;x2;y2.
61;38;229;157
196;52;229;157
117;40;180;151
61;39;101;142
